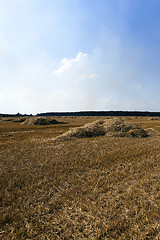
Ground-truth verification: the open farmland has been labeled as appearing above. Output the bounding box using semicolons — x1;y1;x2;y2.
0;116;160;239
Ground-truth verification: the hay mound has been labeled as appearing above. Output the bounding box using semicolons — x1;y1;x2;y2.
55;118;148;141
145;128;159;136
149;117;159;120
13;118;26;123
56;120;106;141
22;117;65;126
3;118;14;122
103;118;148;138
2;117;26;122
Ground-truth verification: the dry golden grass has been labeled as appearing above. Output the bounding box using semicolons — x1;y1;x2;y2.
0;116;160;239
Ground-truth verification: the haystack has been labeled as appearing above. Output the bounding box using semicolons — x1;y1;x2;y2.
149;117;159;120
2;117;26;122
3;118;14;122
22;117;65;125
55;118;148;141
103;118;148;138
13;117;26;123
145;128;159;136
55;120;106;141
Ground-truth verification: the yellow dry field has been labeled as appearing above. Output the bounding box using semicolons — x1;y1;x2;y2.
0;116;160;239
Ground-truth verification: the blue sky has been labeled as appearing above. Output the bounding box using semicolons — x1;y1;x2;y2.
0;0;160;114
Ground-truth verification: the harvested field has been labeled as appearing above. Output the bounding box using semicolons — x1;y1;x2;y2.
0;116;160;239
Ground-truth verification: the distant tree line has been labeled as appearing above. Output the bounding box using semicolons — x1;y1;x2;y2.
1;111;160;118
0;113;32;118
36;111;160;117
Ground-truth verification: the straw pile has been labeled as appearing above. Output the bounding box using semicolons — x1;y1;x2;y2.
13;118;26;123
149;117;159;120
55;120;106;141
2;118;14;122
145;128;159;136
22;117;65;125
55;118;148;141
2;117;26;123
103;118;148;138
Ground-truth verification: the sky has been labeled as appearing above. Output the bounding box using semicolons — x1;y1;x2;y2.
0;0;160;114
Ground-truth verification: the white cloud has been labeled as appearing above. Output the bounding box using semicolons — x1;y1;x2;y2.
79;73;101;81
54;52;88;76
53;51;100;87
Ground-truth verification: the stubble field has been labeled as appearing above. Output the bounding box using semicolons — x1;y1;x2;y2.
0;116;160;239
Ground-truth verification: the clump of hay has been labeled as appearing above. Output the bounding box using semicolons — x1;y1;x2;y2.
55;118;148;141
55;120;106;141
2;117;26;122
13;118;26;123
145;128;159;136
22;117;65;126
149;117;159;120
103;118;148;138
3;118;14;122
